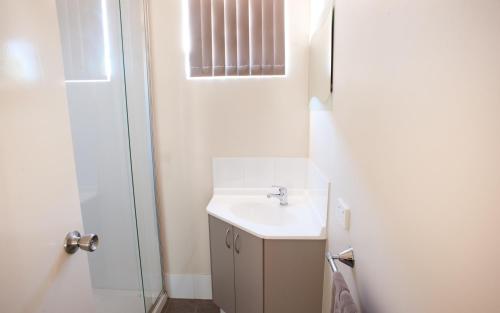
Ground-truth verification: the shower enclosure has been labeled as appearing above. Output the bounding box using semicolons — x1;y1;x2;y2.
0;0;162;311
56;0;164;312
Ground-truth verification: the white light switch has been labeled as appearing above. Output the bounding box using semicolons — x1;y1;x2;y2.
335;198;351;230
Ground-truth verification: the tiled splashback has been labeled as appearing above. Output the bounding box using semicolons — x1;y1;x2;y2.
306;161;330;225
212;158;330;226
213;157;308;189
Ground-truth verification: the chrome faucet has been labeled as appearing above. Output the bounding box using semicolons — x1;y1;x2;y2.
267;185;288;206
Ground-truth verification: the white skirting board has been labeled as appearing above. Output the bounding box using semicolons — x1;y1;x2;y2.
165;274;213;299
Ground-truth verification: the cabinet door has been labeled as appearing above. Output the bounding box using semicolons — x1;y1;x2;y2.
234;228;263;313
209;216;236;313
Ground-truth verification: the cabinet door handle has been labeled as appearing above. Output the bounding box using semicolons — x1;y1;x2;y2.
234;233;240;254
225;228;231;249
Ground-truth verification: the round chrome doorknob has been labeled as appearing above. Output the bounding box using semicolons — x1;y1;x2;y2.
64;231;99;254
79;233;99;252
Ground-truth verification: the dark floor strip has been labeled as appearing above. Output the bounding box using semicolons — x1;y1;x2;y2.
162;299;220;313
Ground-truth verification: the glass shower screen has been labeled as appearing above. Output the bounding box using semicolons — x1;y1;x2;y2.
55;1;164;312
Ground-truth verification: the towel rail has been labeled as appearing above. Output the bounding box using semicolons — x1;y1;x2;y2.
326;248;355;272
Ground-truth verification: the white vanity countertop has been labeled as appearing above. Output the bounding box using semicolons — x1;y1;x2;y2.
207;189;326;240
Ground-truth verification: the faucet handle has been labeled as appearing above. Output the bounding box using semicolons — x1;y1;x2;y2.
269;185;288;205
272;185;287;193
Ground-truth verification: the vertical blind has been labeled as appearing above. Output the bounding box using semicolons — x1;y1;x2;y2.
188;0;285;77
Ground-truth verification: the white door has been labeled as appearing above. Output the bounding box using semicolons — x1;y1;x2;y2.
0;1;96;312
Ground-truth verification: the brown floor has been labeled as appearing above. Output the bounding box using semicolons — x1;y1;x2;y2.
162;299;220;313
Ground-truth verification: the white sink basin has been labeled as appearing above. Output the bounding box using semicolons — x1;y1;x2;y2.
207;190;326;240
229;200;296;226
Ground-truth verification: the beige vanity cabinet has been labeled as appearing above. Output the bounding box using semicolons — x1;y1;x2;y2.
209;216;238;313
233;225;264;313
209;215;325;313
209;216;263;313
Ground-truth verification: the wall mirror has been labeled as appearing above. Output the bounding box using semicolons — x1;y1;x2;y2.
309;3;334;104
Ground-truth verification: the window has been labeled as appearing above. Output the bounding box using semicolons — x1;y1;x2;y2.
187;0;285;78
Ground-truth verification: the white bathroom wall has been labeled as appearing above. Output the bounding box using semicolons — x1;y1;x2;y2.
148;0;311;297
310;0;500;312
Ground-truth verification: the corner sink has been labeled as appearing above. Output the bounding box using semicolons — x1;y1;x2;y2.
229;200;296;226
207;191;326;240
